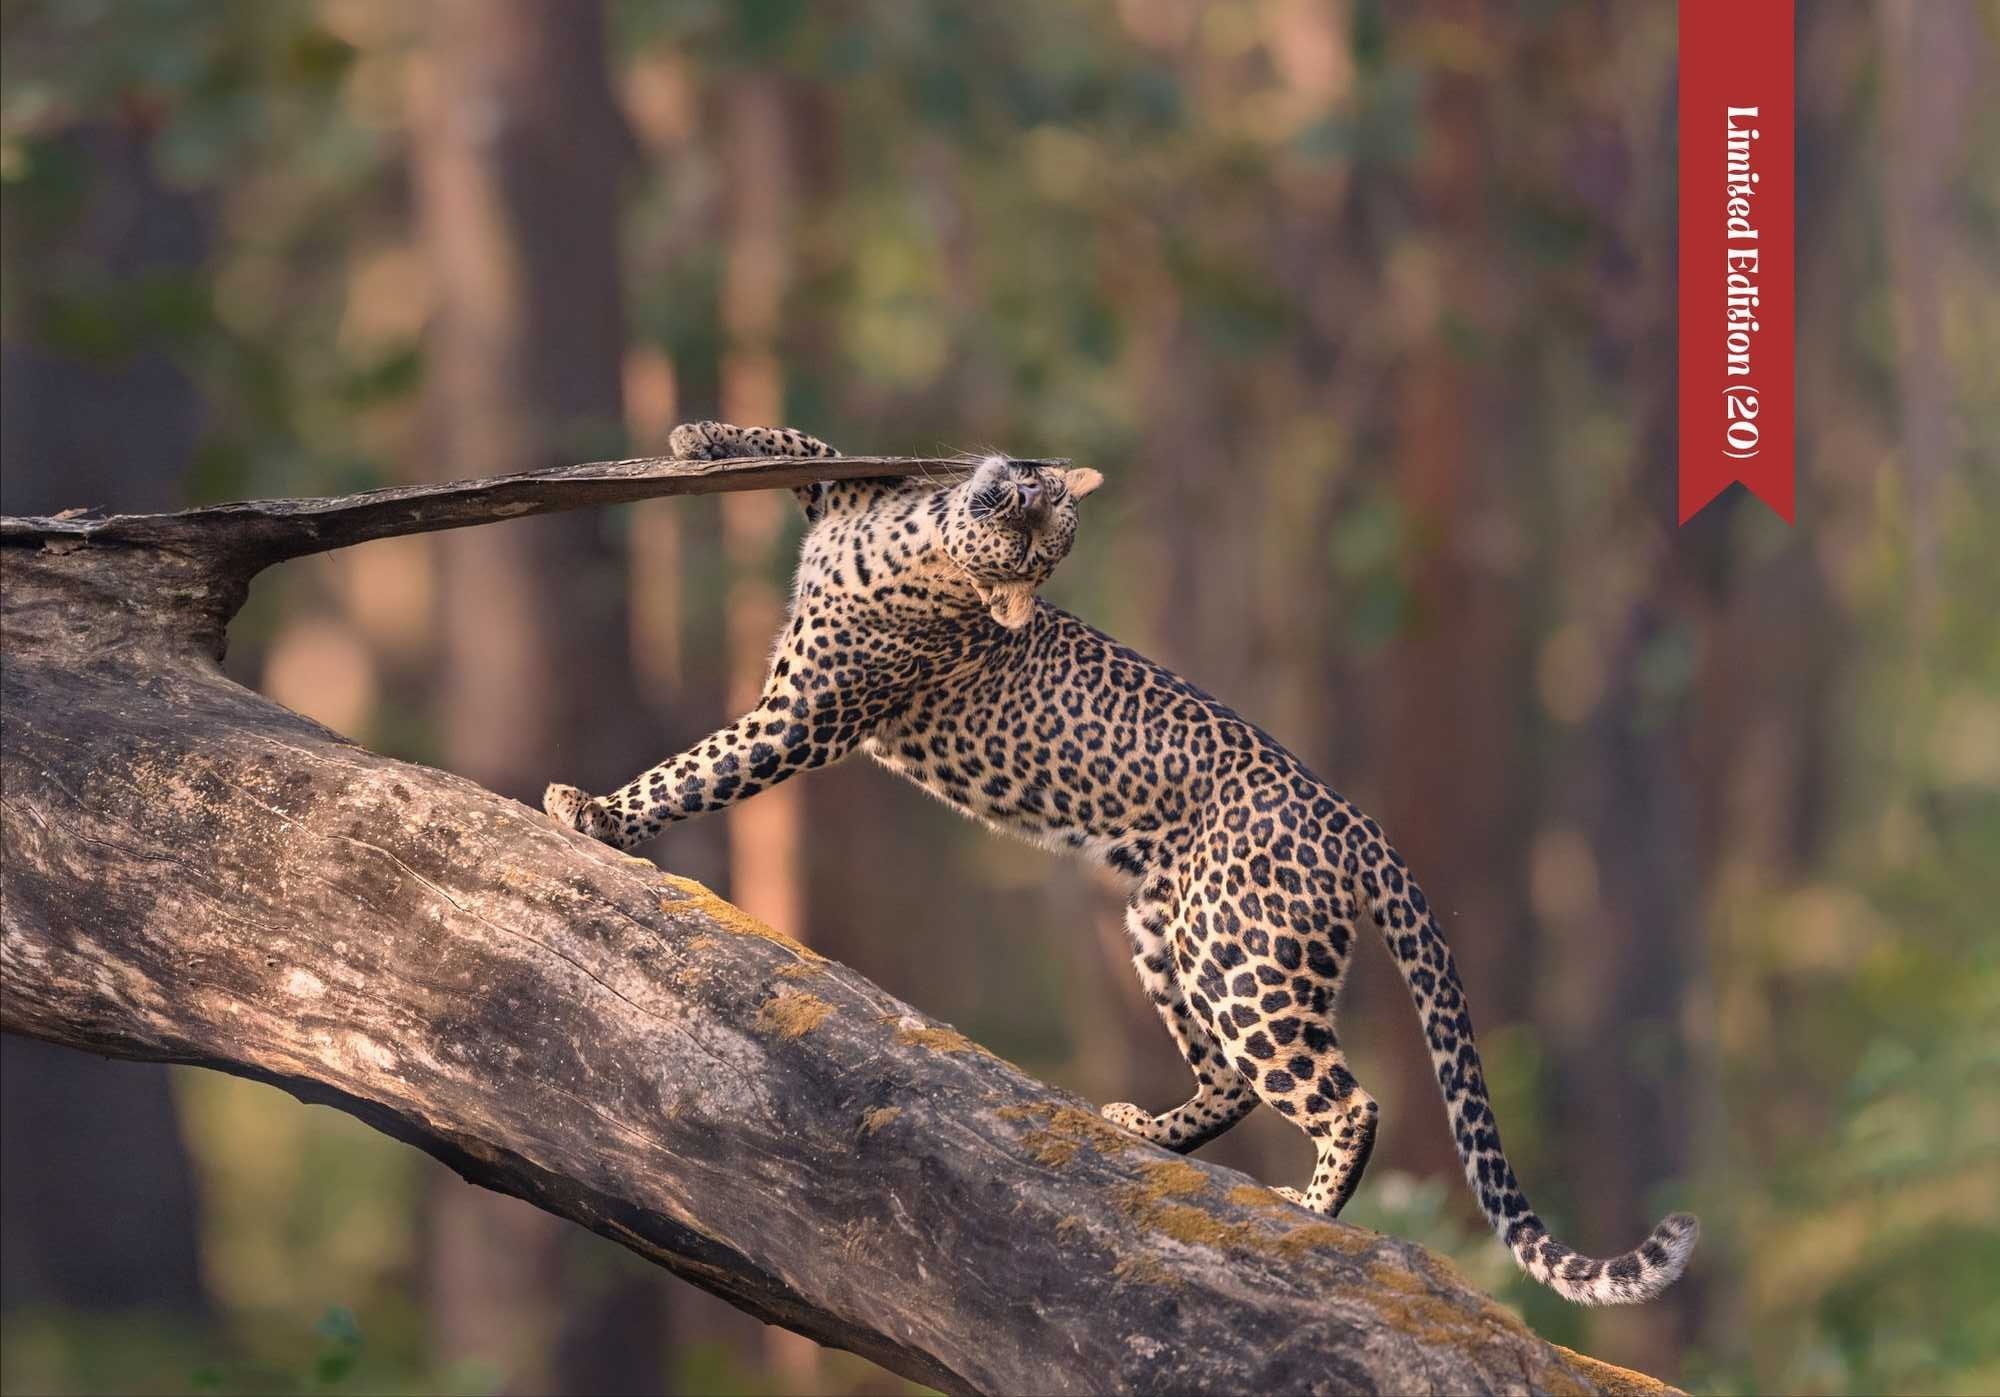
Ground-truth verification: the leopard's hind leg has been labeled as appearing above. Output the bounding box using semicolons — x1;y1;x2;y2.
1262;1025;1380;1216
1101;876;1257;1152
1181;832;1379;1215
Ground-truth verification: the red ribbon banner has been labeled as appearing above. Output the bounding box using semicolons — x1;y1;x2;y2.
1678;0;1795;524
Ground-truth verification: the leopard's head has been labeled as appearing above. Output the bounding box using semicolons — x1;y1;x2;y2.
938;455;1103;629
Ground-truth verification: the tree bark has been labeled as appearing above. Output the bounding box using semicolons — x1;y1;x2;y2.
1;459;1675;1397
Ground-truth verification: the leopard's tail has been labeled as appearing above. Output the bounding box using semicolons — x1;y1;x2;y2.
1357;832;1698;1304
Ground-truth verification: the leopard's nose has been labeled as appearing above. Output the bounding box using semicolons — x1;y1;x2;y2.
1017;479;1041;511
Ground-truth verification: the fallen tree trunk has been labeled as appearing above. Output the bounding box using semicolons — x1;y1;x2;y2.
0;456;1674;1396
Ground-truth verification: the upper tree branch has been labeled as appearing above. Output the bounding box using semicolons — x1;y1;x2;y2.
0;454;1042;562
0;464;1672;1397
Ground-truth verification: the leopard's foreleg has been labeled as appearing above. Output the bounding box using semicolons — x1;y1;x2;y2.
545;685;863;850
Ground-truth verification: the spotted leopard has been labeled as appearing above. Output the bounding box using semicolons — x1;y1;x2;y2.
544;421;1698;1304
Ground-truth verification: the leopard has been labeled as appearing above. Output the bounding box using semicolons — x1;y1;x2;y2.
544;420;1699;1305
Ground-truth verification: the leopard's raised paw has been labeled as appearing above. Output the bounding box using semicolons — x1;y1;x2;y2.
669;421;734;461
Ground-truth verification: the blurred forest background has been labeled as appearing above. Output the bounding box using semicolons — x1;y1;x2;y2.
2;1;1995;1394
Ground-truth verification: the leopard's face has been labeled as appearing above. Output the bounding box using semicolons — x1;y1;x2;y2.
938;457;1103;625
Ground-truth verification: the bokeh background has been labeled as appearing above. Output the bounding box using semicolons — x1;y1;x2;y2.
2;2;1995;1394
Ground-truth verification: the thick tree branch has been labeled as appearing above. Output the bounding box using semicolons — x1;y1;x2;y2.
0;461;1674;1396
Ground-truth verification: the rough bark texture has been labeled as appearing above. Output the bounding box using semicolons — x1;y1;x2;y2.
0;459;1675;1397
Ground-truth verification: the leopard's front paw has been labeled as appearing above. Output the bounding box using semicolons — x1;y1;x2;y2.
1100;1101;1160;1141
1274;1186;1310;1209
669;421;734;461
670;421;836;462
543;783;618;844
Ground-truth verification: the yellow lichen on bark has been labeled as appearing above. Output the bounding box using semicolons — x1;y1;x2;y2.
757;988;834;1039
659;875;823;960
1549;1345;1687;1397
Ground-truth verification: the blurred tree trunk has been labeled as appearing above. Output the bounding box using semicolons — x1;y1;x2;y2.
1379;0;1530;1184
618;49;734;902
1878;0;1981;632
716;71;824;1389
1520;5;1704;1374
720;75;805;946
621;346;732;893
0;112;210;1322
407;2;663;1391
0;1038;207;1315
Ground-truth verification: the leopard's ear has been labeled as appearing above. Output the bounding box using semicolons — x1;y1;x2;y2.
988;582;1037;630
1063;467;1104;500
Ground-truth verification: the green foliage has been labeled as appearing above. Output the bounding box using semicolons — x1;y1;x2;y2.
1;0;410;503
1329;489;1412;651
1681;38;2000;1392
186;1305;363;1394
1;1304;496;1397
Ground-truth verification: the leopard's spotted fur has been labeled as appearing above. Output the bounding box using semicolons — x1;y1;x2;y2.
545;421;1698;1305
